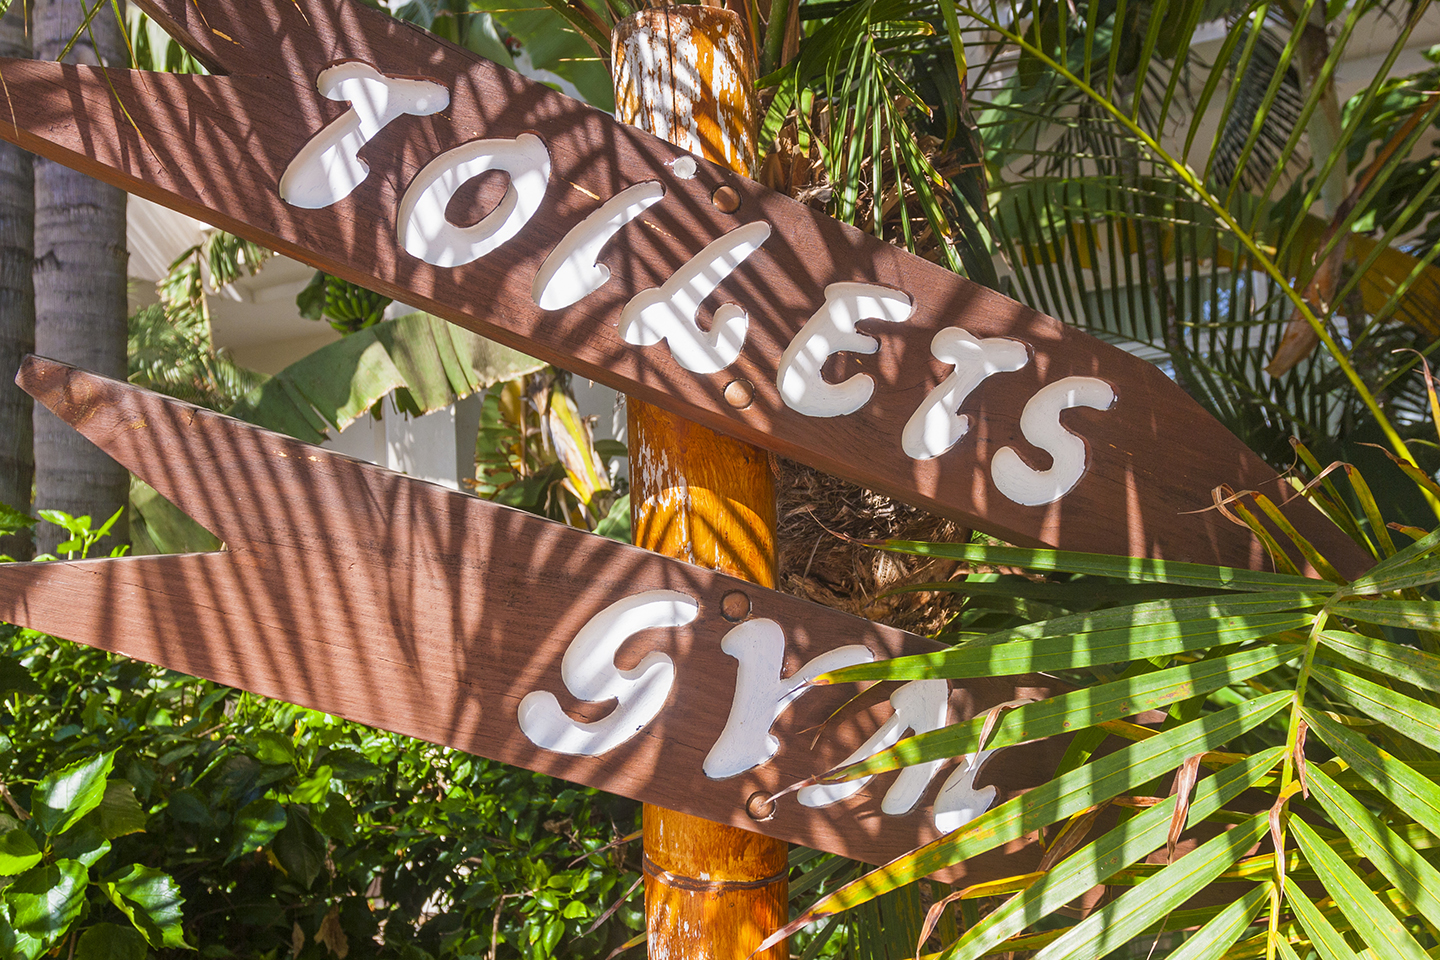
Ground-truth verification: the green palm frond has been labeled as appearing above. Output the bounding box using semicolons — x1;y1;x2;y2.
763;368;1440;960
757;0;1000;284
127;239;268;412
1208;17;1306;194
967;0;1440;489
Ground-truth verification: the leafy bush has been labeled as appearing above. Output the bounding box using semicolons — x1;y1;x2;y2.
0;511;642;959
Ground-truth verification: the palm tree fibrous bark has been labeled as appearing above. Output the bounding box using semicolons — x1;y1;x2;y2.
32;0;130;556
0;0;34;560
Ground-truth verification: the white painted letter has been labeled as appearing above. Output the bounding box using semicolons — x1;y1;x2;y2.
280;63;449;210
932;748;998;833
799;679;950;815
398;133;551;268
517;590;695;757
992;377;1116;506
703;619;874;780
778;283;913;418
902;329;1028;460
618;222;770;374
532;182;665;310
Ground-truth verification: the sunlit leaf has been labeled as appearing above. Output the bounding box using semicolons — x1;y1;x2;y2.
1287;878;1366;960
1161;883;1270;960
228;312;543;444
0;503;34;538
1349;527;1440;588
0;830;41;876
882;540;1332;592
1344;554;1440;595
822;594;1319;682
1331;599;1440;630
758;693;1286;946
1291;818;1430;960
939;747;1281;960
1317;630;1440;695
1311;665;1440;753
1305;707;1440;836
5;860;87;939
1306;765;1440;932
827;649;1296;779
31;751;115;838
1031;814;1269;960
102;864;188;949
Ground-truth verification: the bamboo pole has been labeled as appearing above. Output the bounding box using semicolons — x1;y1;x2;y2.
611;9;788;958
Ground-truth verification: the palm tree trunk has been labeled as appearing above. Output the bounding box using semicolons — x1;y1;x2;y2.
33;0;129;556
0;0;34;559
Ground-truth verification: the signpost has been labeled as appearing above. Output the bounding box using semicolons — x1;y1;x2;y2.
0;0;1368;573
0;0;1377;948
610;9;790;958
0;357;1072;885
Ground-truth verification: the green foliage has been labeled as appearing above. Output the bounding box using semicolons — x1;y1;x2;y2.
129;238;269;412
0;505;36;563
403;0;616;110
768;405;1440;959
32;752;116;838
129;479;222;558
226;310;546;445
0;625;644;958
0;512;644;957
473;368;629;536
761;0;999;284
297;271;394;336
0;505;34;540
965;0;1440;472
34;508;127;562
127;8;205;74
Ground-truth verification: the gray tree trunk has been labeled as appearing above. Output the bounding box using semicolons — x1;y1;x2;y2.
33;0;130;556
0;1;34;559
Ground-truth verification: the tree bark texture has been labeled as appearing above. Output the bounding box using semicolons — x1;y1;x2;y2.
0;0;34;559
33;0;130;555
613;9;789;958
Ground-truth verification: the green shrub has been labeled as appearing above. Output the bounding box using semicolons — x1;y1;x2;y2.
0;510;642;959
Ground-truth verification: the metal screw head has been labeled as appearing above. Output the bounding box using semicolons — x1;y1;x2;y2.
745;791;777;821
723;379;754;409
721;590;750;621
712;185;741;213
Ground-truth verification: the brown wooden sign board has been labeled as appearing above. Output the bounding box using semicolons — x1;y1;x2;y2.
1;358;1074;882
0;0;1366;573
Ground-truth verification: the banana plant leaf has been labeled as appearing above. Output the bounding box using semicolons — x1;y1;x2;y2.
226;312;544;445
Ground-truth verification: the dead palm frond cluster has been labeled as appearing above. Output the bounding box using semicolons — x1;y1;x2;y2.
758;93;978;634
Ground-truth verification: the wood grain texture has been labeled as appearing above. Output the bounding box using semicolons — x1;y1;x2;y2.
0;357;1071;884
0;0;1370;575
613;11;787;958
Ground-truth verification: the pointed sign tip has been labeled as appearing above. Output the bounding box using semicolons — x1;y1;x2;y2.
17;354;67;408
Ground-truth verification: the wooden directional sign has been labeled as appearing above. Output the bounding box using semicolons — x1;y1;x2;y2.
1;358;1078;882
0;0;1366;572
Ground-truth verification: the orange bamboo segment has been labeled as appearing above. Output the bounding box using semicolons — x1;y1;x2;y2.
628;404;776;586
643;809;788;960
613;8;788;957
613;7;759;178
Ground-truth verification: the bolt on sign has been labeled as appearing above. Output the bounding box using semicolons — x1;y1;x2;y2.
2;358;1078;882
0;0;1362;571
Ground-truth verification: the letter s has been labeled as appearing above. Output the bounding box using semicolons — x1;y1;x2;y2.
991;377;1116;506
518;590;695;756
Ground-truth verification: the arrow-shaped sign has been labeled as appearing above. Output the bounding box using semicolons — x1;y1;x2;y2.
0;357;1076;882
0;0;1366;572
